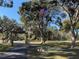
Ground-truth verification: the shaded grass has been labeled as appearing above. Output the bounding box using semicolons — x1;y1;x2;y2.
26;41;79;59
0;40;79;59
0;44;9;52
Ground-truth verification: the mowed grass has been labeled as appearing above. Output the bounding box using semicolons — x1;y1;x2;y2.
28;40;79;59
30;40;79;48
0;39;79;59
41;55;68;59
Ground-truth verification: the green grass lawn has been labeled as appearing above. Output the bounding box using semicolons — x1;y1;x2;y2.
26;41;79;59
0;40;79;59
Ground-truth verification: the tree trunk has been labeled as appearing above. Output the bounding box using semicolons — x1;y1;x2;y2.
10;39;14;46
71;36;76;48
27;31;32;44
41;37;45;44
40;32;46;44
9;32;14;46
25;33;28;44
39;29;45;44
71;30;76;48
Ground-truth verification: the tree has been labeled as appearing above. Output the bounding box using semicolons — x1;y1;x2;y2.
18;1;52;44
0;0;13;8
0;16;18;46
49;0;79;48
18;0;79;47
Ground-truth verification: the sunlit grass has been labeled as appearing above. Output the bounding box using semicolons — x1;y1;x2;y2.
42;55;68;59
47;50;63;53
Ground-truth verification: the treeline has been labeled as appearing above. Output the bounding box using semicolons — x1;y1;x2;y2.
0;0;79;48
0;16;24;46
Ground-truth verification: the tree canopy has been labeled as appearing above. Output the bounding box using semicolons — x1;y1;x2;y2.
0;0;79;47
18;0;79;47
0;0;13;8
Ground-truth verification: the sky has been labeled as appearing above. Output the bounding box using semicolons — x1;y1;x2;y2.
0;0;68;27
0;0;28;23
